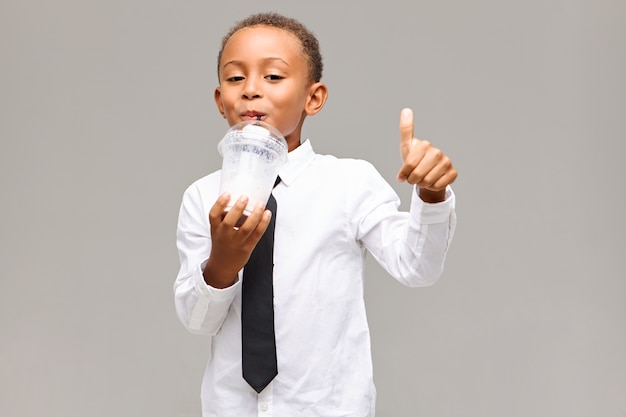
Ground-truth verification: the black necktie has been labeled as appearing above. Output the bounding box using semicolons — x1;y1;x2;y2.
241;177;280;393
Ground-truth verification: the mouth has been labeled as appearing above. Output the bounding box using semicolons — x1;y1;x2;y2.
241;111;266;121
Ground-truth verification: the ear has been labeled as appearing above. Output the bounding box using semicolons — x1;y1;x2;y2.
304;82;328;116
214;87;226;118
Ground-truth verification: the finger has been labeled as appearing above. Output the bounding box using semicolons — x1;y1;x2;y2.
412;162;446;189
209;192;231;225
404;145;442;185
412;157;457;190
397;139;429;182
418;171;455;192
221;195;248;228
399;108;415;160
236;201;267;236
432;164;459;190
248;209;272;243
430;167;458;191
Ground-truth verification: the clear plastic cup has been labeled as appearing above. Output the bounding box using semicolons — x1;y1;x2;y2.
217;120;288;216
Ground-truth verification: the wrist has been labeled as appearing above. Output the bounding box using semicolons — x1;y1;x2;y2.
203;259;238;289
418;188;446;203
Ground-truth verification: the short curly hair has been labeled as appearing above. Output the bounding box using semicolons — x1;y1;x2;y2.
217;12;323;83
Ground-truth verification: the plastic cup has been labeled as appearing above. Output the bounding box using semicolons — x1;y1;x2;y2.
217;120;288;216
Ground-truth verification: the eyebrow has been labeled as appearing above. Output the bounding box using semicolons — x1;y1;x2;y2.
222;57;290;70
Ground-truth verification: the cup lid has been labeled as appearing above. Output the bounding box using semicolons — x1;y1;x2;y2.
217;120;288;158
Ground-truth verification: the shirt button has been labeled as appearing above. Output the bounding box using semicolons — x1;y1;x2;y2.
260;403;268;412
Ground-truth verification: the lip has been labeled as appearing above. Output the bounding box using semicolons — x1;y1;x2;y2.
241;111;266;121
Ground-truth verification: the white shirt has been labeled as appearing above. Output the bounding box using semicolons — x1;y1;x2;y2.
174;139;456;417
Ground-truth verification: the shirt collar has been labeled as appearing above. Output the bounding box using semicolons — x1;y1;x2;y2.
277;139;316;187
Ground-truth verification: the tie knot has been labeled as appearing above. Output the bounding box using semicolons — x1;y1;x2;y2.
273;176;281;188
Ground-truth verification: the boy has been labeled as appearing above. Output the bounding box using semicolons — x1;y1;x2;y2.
174;12;457;417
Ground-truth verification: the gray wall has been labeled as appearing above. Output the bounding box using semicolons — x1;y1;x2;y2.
2;1;625;416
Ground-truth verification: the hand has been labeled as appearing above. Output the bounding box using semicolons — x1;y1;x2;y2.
397;108;457;200
203;193;271;288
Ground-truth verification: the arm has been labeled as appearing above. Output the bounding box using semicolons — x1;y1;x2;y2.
395;107;457;283
356;108;458;286
173;182;270;335
355;166;456;287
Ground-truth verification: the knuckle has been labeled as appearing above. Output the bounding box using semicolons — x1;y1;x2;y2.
408;171;424;184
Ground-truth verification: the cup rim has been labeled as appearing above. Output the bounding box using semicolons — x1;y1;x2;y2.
218;120;288;157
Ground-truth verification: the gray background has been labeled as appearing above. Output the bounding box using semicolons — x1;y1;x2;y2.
1;0;625;416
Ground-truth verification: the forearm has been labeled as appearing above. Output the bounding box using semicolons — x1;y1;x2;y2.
174;261;240;335
174;177;246;334
400;186;456;285
361;186;456;287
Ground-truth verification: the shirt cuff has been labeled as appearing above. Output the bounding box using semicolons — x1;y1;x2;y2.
410;186;456;224
193;259;241;300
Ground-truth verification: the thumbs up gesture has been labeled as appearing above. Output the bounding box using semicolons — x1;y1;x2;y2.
397;108;457;202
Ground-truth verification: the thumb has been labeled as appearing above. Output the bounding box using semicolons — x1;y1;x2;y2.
399;108;415;160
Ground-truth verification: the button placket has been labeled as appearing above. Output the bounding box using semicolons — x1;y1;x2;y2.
257;383;273;416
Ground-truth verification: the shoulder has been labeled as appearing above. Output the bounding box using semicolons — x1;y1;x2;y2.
180;170;221;207
312;153;379;176
307;154;389;197
184;170;220;192
307;153;400;218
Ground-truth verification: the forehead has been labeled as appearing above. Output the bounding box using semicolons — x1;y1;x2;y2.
220;25;304;65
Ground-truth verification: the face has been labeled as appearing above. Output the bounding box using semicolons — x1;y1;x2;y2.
215;25;326;151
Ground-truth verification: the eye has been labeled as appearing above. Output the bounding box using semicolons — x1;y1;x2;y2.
265;74;284;81
225;76;244;82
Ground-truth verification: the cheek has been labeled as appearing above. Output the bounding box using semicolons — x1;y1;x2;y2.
219;96;239;121
219;91;236;108
275;92;307;116
278;96;308;128
275;114;304;138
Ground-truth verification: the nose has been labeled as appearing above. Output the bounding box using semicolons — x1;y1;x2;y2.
242;77;262;100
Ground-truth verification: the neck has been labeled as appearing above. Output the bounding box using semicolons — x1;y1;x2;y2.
287;140;301;152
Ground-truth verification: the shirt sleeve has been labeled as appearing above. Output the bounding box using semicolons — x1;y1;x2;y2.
353;161;456;287
173;182;241;335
